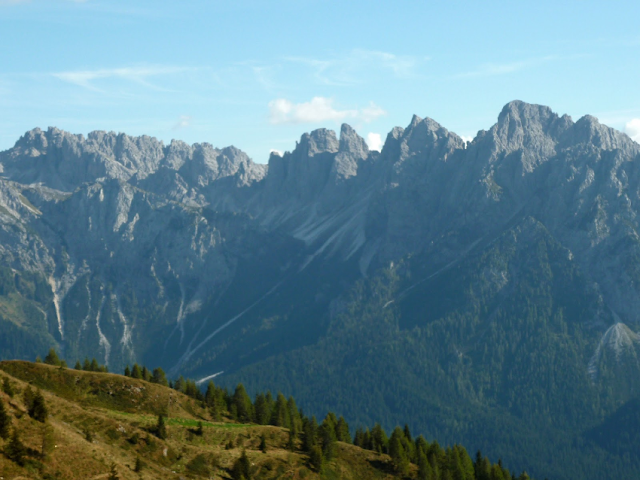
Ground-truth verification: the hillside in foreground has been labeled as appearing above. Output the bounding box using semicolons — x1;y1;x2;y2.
0;360;529;480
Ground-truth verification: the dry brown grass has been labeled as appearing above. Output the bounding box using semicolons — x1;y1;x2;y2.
0;361;397;479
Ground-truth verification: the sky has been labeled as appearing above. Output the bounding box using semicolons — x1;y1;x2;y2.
1;0;639;163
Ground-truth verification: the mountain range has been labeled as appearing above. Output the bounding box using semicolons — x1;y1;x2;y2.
2;100;640;479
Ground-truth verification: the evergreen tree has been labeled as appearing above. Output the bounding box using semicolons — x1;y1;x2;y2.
336;415;351;443
475;451;491;480
233;383;253;423
418;451;434;480
309;445;324;472
44;347;61;366
74;360;82;370
107;462;120;480
389;426;410;475
231;449;251;480
259;434;267;453
302;416;318;452
287;396;302;433
90;358;99;372
29;389;48;422
151;367;168;386
0;397;10;439
131;364;142;379
23;385;35;412
173;375;185;392
403;423;413;444
371;423;388;454
5;428;26;466
287;429;296;451
254;393;269;425
195;421;204;436
2;376;14;397
154;414;168;440
271;392;289;427
354;427;365;447
83;358;91;371
320;413;338;460
141;366;150;381
124;365;131;377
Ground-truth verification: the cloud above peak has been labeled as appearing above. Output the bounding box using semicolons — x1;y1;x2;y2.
52;65;189;91
268;97;385;125
626;119;640;143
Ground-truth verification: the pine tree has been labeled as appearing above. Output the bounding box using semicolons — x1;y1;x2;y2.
254;393;269;425
418;451;434;480
271;392;289;427
403;423;413;444
371;423;388;454
124;365;131;376
5;428;27;466
23;385;35;412
83;357;91;371
0;397;10;439
74;360;82;370
231;449;251;480
173;375;185;392
259;434;267;453
90;358;99;372
320;413;338;460
29;389;48;422
107;462;120;480
287;396;302;433
389;426;410;475
335;415;350;443
154;414;168;440
302;416;319;453
2;376;14;397
287;429;296;451
196;421;204;436
151;367;168;386
131;364;142;379
233;383;253;423
309;445;324;472
141;366;150;381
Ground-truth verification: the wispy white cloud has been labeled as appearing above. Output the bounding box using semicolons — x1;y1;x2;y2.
366;132;383;152
269;149;283;157
285;49;427;86
172;115;192;131
626;119;640;143
454;56;558;78
52;65;190;91
268;97;386;125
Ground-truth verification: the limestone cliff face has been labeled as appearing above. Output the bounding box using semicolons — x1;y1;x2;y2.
1;100;640;383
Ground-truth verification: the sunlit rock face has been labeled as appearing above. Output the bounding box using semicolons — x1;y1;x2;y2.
1;100;640;396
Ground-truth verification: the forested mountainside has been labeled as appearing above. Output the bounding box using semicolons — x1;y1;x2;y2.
1;100;640;479
0;358;533;479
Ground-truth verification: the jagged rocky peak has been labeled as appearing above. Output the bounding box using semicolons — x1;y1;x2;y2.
297;128;339;157
490;100;567;154
569;114;639;152
380;114;464;166
339;123;369;157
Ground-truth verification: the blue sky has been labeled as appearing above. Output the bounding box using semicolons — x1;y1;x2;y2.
1;0;639;162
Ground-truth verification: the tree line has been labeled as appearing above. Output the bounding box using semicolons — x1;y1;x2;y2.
1;348;536;479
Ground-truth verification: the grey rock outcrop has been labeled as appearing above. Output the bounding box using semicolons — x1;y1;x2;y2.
1;100;640;386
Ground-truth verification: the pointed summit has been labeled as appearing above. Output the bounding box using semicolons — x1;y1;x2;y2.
339;124;369;158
